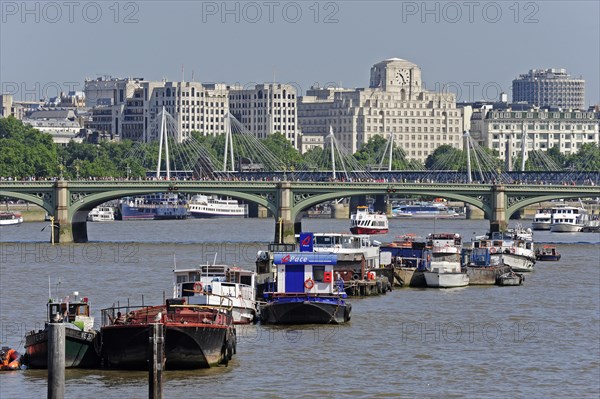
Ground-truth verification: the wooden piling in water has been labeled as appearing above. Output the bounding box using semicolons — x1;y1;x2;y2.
149;323;165;399
48;323;65;399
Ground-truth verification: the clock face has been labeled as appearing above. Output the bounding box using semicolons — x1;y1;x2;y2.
395;70;407;85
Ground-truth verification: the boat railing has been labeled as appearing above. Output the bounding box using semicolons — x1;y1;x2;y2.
101;303;233;326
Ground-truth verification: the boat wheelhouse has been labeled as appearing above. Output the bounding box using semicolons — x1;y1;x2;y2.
23;292;100;369
350;206;388;235
173;264;257;324
260;252;351;325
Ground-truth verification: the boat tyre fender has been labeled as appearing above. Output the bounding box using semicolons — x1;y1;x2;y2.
194;282;203;292
490;247;497;254
352;273;360;281
504;249;511;254
304;278;315;290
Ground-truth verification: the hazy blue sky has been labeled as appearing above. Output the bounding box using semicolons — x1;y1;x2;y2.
1;0;598;106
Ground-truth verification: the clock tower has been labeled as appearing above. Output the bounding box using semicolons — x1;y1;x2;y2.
369;58;422;97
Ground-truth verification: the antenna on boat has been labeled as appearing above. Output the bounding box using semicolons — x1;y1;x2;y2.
173;253;177;271
212;253;218;266
48;276;51;301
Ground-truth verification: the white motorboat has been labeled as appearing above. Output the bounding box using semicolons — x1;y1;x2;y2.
87;206;115;222
550;205;589;232
477;227;536;272
173;264;257;324
531;208;551;230
424;233;469;288
188;195;248;218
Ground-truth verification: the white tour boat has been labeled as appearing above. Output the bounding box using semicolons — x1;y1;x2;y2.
188;195;248;218
173;264;257;324
350;206;389;235
87;206;115;222
0;212;23;226
550;205;589;232
423;233;469;288
531;208;551;230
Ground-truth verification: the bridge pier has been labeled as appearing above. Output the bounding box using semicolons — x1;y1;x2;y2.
490;184;507;233
349;195;367;216
373;195;387;214
274;182;295;244
54;181;89;243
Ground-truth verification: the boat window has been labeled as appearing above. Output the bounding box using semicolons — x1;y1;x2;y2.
315;236;332;245
240;275;252;286
312;265;325;282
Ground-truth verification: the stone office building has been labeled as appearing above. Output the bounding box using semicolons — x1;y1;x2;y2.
298;58;464;162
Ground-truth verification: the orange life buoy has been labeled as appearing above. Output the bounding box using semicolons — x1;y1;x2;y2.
426;254;431;262
194;282;203;292
490;247;497;254
304;278;315;290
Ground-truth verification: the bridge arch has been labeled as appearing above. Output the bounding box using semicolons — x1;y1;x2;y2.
0;190;54;214
506;194;595;220
291;189;491;222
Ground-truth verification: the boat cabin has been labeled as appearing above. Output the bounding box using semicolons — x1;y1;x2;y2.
47;292;94;331
173;265;255;302
268;252;342;296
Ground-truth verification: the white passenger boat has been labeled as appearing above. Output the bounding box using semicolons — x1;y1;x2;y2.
188;195;247;218
350;206;388;235
173;264;257;324
550;205;589;232
87;206;115;222
423;233;469;288
531;208;551;230
0;212;23;226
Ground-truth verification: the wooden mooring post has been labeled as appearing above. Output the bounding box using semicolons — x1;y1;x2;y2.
149;323;165;399
48;323;65;399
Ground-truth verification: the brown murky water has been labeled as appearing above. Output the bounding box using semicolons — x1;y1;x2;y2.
1;218;599;398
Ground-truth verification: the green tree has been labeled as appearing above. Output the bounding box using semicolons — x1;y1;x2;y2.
566;143;600;171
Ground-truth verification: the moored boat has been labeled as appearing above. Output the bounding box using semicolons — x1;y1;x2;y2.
531;208;551;230
550;205;589;232
22;292;100;369
118;193;187;220
535;245;561;261
463;246;512;285
424;232;469;288
260;252;351;324
0;212;23;226
100;301;236;370
477;227;536;272
0;347;21;371
188;195;248;218
497;271;524;286
392;201;460;218
350;206;388;235
87;206;115;222
173;264;257;324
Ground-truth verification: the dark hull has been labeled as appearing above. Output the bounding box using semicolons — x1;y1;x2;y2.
101;324;233;370
467;265;512;285
260;300;351;325
23;328;100;369
350;227;388;235
536;254;561;261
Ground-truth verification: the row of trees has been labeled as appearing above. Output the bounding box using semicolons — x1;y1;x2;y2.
1;116;599;179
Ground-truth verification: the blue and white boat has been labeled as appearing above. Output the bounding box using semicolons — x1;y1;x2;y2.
392;202;460;218
118;193;187;220
260;252;351;325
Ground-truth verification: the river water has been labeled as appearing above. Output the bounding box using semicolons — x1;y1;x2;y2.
1;217;599;398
